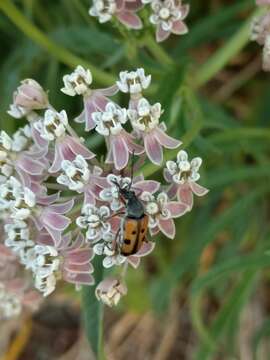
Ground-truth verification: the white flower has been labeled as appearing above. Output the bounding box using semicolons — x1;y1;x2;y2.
0;131;12;151
150;0;182;31
11;125;31;152
166;150;202;184
26;245;60;297
61;66;92;96
57;155;90;191
4;220;34;254
117;68;151;94
34;109;68;141
76;204;111;242
142;191;170;228
93;102;127;136
0;177;36;220
7;103;30;119
127;98;162;132
100;174;131;211
0;284;21;318
95;277;127;306
89;0;117;24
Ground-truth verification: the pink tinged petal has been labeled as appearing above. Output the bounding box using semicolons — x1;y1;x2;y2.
163;168;173;183
180;4;190;19
149;226;160;236
177;184;193;210
98;85;119;97
49;199;74;214
32;126;48;148
156;24;170;43
133;180;160;194
127;256;140;269
22;291;42;309
42;212;71;231
109;217;122;233
75;109;86;124
172;20;188;35
18;155;44;175
91;176;109;188
112;136;129;170
166;202;188;218
58;232;73;250
37;192;60;205
64;262;93;273
136;242;155;257
158;218;175;239
117;11;143;29
63;271;94;285
166;183;178;199
93;94;110;111
83;98;96;131
49;143;63;173
67;136;95;160
124;0;143;11
116;0;124;10
84;190;96;206
44;227;61;246
154;127;181;149
37;232;54;246
144;133;163;165
190;182;209;197
67;248;93;265
123;132;144;155
16;167;31;187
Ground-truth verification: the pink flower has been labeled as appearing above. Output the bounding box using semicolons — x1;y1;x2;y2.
93;102;144;170
89;0;143;30
7;79;48;119
32;195;74;246
128;98;181;165
256;0;270;5
141;191;188;239
61;65;118;131
147;0;189;42
38;231;95;287
165;150;209;210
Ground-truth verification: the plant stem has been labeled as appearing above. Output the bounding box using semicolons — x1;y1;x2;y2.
0;0;115;86
143;34;174;66
192;7;265;89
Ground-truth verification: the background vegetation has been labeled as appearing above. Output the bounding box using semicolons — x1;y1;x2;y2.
1;0;270;359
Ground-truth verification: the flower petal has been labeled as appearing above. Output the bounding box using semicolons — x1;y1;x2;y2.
48;199;74;214
190;182;209;197
112;135;129;170
49;143;63;173
67;248;93;265
18;155;44;175
166;202;188;218
133;180;160;194
158;218;175;239
117;11;143;29
67;136;95;159
63;271;94;285
42;212;70;231
136;242;155;257
127;256;140;268
154;127;181;149
144;133;163;165
177;184;193;210
156;24;170;42
172;20;188;35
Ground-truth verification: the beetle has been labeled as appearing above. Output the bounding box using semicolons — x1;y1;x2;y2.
114;184;149;256
111;155;149;256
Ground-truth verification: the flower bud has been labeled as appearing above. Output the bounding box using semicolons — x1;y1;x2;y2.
95;277;127;306
14;79;48;110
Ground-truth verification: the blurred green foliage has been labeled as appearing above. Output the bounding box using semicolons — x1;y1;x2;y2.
1;0;270;359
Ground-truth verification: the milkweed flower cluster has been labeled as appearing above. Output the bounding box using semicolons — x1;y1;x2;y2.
0;66;208;312
251;0;270;71
89;0;190;42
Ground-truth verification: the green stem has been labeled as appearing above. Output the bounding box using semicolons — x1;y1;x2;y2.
82;256;105;360
143;34;174;66
192;7;265;89
0;0;115;86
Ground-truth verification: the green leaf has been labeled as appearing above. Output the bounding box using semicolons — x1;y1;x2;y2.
81;256;104;359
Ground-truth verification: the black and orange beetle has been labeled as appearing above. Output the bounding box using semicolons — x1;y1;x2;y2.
112;177;149;257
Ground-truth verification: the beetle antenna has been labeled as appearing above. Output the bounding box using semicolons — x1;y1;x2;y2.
129;151;135;190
